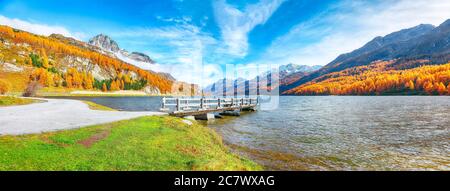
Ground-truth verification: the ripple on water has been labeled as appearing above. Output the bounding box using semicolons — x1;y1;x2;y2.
206;96;450;171
61;96;450;170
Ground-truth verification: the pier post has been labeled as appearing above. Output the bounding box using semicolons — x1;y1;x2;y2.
165;96;259;118
161;97;166;110
200;98;204;110
184;116;195;121
195;113;215;120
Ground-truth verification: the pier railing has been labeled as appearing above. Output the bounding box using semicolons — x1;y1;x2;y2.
160;97;258;115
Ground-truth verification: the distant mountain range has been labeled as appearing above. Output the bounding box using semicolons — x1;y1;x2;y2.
204;19;450;96
281;19;450;94
204;63;322;95
279;64;322;76
2;18;448;96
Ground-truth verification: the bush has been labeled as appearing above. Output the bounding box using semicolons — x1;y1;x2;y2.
0;79;10;95
23;81;41;97
29;53;43;68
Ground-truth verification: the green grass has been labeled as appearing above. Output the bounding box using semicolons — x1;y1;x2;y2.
0;116;262;171
0;96;38;106
82;101;117;111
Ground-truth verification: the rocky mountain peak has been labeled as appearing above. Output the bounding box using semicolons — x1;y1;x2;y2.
88;34;154;65
88;34;120;53
279;63;322;74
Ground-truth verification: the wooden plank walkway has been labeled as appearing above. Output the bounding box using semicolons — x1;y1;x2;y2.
160;97;258;117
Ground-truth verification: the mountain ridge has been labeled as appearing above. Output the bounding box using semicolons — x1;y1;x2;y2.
204;63;322;95
282;19;450;94
0;25;174;95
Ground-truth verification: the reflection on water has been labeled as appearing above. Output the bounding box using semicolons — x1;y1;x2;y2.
201;96;450;170
55;96;450;170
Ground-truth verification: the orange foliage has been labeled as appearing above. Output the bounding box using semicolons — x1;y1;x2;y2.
110;80;120;91
288;62;450;95
102;83;107;92
40;48;49;69
65;68;83;88
0;79;10;94
0;25;173;93
30;68;54;87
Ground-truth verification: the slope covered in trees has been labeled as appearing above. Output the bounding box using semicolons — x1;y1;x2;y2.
0;25;173;94
286;61;450;95
282;19;450;93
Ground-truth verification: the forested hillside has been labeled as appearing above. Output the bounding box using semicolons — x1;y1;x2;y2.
282;19;450;95
0;25;174;95
286;61;450;95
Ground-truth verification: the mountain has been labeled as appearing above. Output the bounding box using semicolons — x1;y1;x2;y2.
285;60;450;95
0;25;175;95
204;63;321;96
279;64;322;75
88;34;154;65
278;64;322;86
331;24;435;66
282;19;450;94
88;34;120;52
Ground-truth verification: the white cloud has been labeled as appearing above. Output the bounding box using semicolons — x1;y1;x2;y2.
0;15;83;39
113;23;221;86
213;0;285;57
261;0;450;66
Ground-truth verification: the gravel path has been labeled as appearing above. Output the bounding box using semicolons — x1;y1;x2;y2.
0;98;166;135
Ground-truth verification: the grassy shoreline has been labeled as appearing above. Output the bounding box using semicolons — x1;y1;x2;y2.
0;96;40;107
82;100;117;111
0;116;262;171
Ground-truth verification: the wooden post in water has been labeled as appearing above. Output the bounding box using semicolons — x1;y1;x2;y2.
176;98;180;112
218;98;221;109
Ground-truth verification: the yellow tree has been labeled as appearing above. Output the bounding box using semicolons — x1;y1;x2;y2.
65;75;73;88
424;82;434;95
102;83;108;92
0;79;10;95
120;80;125;90
0;26;15;38
84;73;94;89
41;49;50;69
123;74;131;84
436;82;447;95
30;68;53;87
26;56;32;65
447;84;450;95
110;81;119;91
406;80;415;90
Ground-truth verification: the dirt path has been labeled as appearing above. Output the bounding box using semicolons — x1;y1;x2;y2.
0;98;166;135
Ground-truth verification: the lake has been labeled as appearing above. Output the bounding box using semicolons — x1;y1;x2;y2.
57;96;450;170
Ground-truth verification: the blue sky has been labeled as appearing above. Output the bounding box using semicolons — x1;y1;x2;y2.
1;0;450;85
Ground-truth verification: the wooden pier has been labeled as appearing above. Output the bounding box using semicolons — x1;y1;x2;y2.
160;97;258;119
